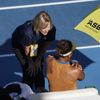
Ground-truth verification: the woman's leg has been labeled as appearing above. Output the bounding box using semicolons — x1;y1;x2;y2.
13;48;34;89
34;57;48;92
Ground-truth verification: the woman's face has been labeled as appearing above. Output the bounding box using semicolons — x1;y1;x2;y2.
39;22;51;35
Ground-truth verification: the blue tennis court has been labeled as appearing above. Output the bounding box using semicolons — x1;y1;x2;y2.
0;0;100;94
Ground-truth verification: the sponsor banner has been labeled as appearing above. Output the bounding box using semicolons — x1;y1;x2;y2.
74;6;100;43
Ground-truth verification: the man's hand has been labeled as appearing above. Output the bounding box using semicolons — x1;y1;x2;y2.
71;60;82;70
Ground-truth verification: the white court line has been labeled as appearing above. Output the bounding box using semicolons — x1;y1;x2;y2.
14;72;22;77
0;0;97;11
76;44;100;50
0;44;100;58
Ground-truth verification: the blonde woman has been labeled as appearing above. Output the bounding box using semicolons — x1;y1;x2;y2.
11;11;56;92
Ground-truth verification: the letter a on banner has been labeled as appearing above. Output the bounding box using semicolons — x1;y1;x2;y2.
74;6;100;43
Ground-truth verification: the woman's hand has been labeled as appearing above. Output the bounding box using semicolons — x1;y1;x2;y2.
24;45;31;55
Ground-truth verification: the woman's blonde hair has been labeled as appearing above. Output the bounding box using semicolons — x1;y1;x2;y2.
32;11;53;33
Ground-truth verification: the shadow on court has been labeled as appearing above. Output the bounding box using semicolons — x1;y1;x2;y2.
0;38;13;55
